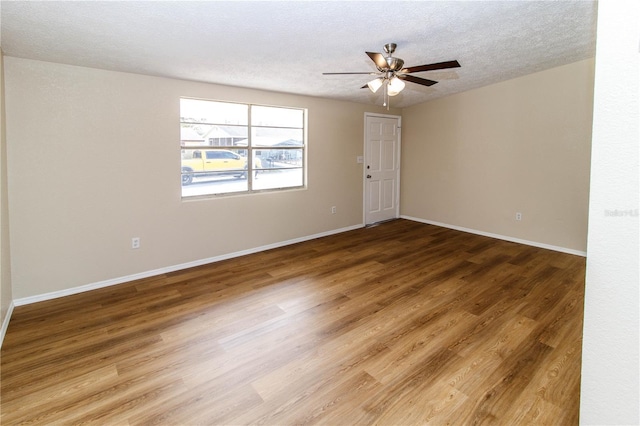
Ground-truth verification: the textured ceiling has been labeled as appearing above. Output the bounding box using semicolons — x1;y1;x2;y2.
0;1;597;108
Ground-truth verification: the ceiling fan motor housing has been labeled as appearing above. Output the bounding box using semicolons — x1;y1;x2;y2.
385;57;404;71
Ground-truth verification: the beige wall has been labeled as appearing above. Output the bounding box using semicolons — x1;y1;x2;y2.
3;56;594;302
3;57;395;300
1;49;13;329
400;59;594;252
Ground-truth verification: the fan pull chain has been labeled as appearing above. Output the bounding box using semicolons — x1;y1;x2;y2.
383;80;389;110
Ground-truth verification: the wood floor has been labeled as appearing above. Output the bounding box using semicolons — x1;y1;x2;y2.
1;220;585;425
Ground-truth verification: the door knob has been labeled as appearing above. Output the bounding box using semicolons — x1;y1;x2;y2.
367;174;372;179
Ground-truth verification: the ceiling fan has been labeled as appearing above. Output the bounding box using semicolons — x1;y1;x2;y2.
323;43;460;108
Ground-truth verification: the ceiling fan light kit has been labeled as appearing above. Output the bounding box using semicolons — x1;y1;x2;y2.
324;43;460;109
367;77;384;93
387;76;405;96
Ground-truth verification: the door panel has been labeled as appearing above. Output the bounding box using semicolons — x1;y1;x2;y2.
365;115;400;225
368;180;381;212
369;140;381;170
382;140;396;170
382;179;395;209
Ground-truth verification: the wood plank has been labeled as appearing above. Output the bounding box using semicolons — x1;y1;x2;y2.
1;219;585;425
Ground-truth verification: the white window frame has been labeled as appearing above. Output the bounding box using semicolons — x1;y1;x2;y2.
180;98;306;198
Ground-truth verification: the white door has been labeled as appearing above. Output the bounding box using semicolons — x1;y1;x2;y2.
364;114;401;225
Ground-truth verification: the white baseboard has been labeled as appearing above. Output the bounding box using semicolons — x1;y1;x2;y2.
13;224;364;307
401;215;587;257
0;301;15;349
9;218;585;310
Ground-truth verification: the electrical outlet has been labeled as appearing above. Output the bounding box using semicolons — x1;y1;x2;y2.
132;237;141;249
515;212;522;221
331;206;337;214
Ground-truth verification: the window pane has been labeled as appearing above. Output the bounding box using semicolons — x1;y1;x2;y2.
255;148;303;169
180;98;305;197
180;98;248;125
182;124;249;148
251;127;303;148
254;168;303;191
251;105;303;128
181;178;249;197
180;123;207;146
181;148;251;196
202;125;248;147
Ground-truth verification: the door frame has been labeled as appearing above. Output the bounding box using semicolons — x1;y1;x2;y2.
363;112;402;225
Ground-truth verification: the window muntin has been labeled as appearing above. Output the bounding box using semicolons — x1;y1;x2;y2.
180;99;305;197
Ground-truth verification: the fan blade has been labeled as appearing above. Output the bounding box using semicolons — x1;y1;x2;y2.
366;52;389;70
399;74;438;87
322;72;376;75
401;60;461;74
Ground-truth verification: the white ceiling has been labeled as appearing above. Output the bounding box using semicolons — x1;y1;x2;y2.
0;1;597;108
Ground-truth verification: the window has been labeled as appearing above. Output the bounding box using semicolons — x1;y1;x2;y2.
180;98;306;197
